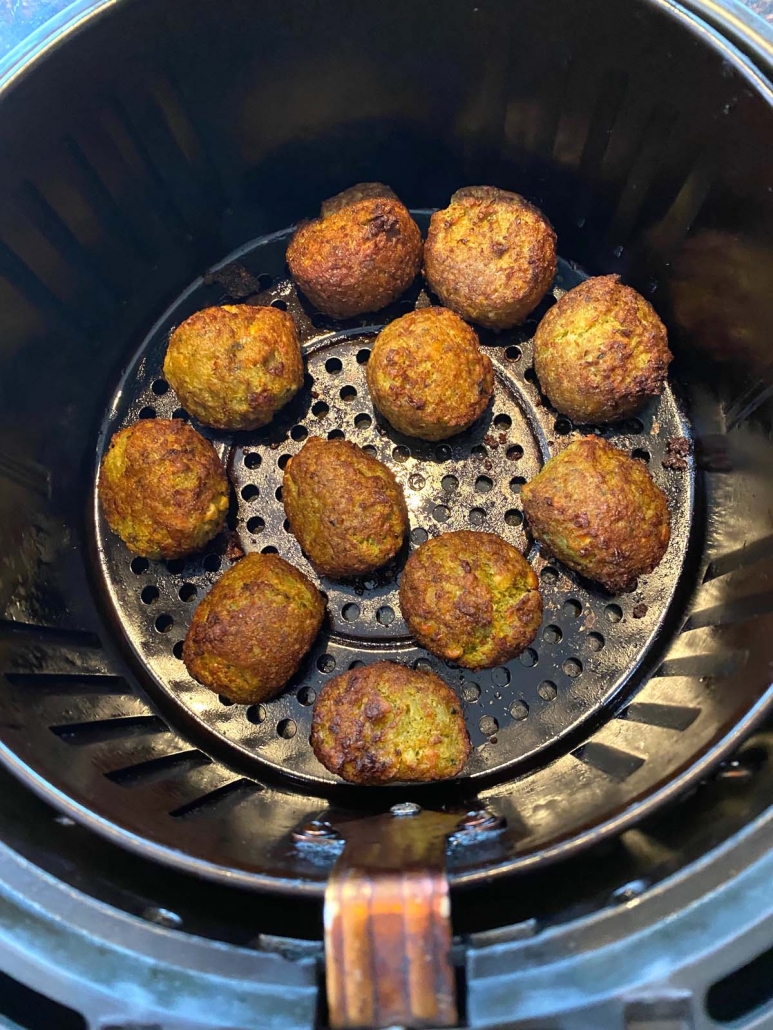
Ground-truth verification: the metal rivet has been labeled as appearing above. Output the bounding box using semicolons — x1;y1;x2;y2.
142;906;183;929
292;820;340;844
390;802;421;817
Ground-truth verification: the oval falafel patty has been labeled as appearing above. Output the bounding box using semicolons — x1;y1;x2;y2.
310;661;471;784
400;531;543;669
99;418;229;560
286;182;422;319
282;437;409;578
366;306;494;440
521;436;671;593
533;275;672;423
183;553;325;704
163;304;304;431
424;186;557;329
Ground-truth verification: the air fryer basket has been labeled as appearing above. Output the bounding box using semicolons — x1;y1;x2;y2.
1;0;773;1015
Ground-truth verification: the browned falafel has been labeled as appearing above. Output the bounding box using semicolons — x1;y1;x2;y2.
163;304;304;431
521;436;671;593
533;276;672;423
183;552;325;704
286;183;422;319
399;531;543;669
99;418;229;560
282;437;409;578
424;186;557;329
310;660;471;784
366;306;494;440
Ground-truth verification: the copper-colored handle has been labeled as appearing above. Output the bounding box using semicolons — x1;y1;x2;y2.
324;806;461;1030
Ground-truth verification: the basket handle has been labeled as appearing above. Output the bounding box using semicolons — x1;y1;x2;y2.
324;805;461;1029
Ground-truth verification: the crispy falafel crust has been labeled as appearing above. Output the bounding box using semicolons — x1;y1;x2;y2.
399;530;543;669
310;660;471;784
366;307;494;440
424;186;556;329
99;418;229;560
282;437;409;578
533;275;672;423
521;436;671;593
163;304;303;431
183;552;325;704
286;182;423;319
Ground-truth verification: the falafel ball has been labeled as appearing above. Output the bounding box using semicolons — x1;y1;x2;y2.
400;531;542;669
282;437;409;578
183;553;325;704
533;276;672;423
310;660;471;784
99;418;229;560
163;304;303;431
423;186;557;329
286;183;422;319
366;307;494;440
521;436;671;593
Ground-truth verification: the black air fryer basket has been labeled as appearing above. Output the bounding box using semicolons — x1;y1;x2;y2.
2;0;773;1026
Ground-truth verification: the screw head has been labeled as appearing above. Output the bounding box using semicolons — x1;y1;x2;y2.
292;819;340;844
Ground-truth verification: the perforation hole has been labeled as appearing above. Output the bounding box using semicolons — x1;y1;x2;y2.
587;632;606;651
291;425;308;441
172;408;189;421
563;658;583;678
506;445;524;461
277;719;296;739
480;716;499;737
505;345;522;361
504;509;523;527
261;545;278;554
179;583;197;602
203;554;221;572
376;606;395;626
435;444;452;462
538;681;557;701
241;484;259;502
342;603;360;622
471;445;487;460
247;705;266;724
433;505;450;523
244;452;262;469
519;648;538;667
141;585;159;604
340;385;357;402
510;701;529;720
509;477;526;494
155;614;173;633
325;357;342;374
173;641;184;660
393;445;410;462
312;401;329;419
130;557;149;574
356;348;371;364
317;654;336;673
152;379;168;395
491;667;510;687
297;686;316;706
413;658;433;672
462;681;481;702
475;475;493;493
442;475;459;493
543;624;562;644
554;418;572;435
605;604;623;623
277;454;291;470
138;406;156;419
540;566;558;583
271;299;288;310
328;428;345;440
563;599;582;619
494;414;512;431
247;516;265;535
354;413;372;430
469;508;485;525
632;448;651;463
411;527;428;545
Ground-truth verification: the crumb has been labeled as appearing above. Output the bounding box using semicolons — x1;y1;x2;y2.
270;441;279;450
224;532;245;562
202;261;262;300
663;436;692;471
484;434;497;447
484;460;493;470
498;433;508;444
310;390;319;399
632;603;648;619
